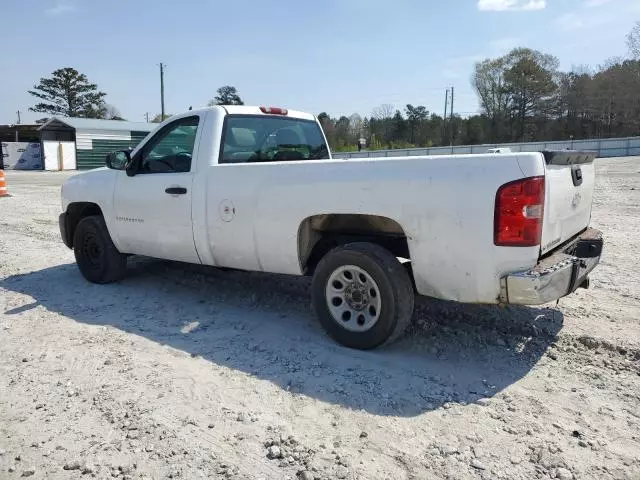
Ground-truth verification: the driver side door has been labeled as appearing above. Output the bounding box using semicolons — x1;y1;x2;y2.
112;115;201;264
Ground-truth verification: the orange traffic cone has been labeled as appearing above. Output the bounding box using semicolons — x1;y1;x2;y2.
0;170;8;197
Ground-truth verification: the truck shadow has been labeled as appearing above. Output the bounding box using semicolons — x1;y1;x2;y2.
1;258;563;417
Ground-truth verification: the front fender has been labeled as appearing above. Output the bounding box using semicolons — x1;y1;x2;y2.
61;168;121;248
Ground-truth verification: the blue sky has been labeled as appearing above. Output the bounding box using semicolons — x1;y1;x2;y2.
2;0;639;124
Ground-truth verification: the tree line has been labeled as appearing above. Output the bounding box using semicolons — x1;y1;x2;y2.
27;68;244;123
320;22;640;151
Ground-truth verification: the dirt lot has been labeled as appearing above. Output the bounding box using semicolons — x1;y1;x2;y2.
1;160;639;480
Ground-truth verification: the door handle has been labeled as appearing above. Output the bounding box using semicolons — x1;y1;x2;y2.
165;187;187;195
571;165;583;187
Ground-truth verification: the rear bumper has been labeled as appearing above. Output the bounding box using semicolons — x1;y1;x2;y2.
501;228;603;305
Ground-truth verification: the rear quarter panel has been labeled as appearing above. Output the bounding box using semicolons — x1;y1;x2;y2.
202;153;543;303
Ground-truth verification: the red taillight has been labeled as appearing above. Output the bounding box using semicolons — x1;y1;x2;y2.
260;106;288;115
494;176;545;247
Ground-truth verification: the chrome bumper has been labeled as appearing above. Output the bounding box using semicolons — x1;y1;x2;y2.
502;228;603;305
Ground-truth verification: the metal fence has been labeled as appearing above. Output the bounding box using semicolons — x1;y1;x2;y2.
332;136;640;159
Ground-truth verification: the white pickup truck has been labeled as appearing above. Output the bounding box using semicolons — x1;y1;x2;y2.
59;105;603;349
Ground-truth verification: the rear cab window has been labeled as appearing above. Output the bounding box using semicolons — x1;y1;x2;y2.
220;115;329;164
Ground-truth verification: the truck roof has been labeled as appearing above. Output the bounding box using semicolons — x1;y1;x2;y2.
186;105;316;122
222;105;316;121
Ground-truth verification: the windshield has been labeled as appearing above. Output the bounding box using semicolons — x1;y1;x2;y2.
220;115;329;164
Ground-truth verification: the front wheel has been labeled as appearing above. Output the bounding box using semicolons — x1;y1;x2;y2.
311;242;414;349
73;215;127;284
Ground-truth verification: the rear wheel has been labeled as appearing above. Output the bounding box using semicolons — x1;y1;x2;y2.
73;215;127;284
311;242;414;349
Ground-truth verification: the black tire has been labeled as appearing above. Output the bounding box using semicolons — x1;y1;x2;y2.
311;242;414;350
73;215;127;284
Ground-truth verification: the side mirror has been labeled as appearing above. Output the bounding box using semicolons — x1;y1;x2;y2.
105;150;131;170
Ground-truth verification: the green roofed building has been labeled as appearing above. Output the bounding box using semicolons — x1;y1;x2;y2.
38;117;155;170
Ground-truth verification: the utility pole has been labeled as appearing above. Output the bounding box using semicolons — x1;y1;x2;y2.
449;86;455;147
443;89;449;145
16;111;21;124
145;112;150;122
159;63;165;121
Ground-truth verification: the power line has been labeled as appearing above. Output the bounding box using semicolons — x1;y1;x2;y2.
300;86;478;114
306;88;639;119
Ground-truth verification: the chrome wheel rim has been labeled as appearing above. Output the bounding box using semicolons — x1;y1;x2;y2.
325;265;382;332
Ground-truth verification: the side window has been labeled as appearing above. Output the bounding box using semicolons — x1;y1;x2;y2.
138;116;199;173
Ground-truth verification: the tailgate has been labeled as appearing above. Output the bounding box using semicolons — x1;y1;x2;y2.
540;151;596;255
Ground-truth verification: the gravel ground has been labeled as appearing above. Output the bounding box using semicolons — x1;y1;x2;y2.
1;159;639;480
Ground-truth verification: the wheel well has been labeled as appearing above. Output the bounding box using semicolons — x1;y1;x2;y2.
298;214;411;275
65;202;103;247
